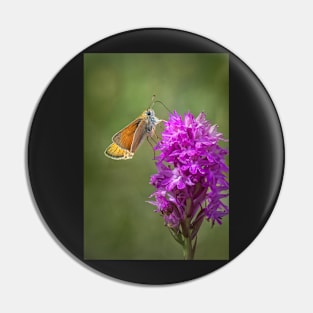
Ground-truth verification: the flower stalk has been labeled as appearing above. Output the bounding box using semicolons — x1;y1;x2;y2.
182;217;196;260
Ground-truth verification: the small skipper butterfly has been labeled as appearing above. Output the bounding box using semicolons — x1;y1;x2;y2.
104;96;166;160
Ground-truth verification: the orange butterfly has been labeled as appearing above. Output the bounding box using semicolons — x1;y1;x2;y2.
104;102;164;160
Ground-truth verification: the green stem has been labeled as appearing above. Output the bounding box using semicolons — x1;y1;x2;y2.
182;218;197;260
183;233;193;260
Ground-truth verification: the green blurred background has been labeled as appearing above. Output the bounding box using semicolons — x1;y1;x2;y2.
84;53;229;260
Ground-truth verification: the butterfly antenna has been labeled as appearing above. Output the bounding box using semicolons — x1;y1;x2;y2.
149;95;172;113
148;95;156;109
154;100;172;113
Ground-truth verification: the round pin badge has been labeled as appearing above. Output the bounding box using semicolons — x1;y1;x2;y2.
27;28;284;284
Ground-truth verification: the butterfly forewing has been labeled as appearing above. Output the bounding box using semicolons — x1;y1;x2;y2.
112;118;142;151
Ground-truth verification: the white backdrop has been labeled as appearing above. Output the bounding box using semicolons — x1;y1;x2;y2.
1;1;312;312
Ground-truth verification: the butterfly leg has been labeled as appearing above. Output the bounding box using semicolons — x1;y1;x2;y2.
147;136;157;160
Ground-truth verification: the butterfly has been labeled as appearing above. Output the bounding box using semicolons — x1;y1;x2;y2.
104;103;164;160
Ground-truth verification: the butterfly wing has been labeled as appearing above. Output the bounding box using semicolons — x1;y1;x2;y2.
104;143;134;160
112;118;143;151
130;119;148;153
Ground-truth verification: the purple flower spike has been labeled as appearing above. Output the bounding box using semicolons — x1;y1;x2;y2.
148;111;229;259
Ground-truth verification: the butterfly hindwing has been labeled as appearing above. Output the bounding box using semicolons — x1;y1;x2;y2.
130;119;148;153
104;143;134;160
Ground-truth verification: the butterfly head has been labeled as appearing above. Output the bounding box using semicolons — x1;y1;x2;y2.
145;108;155;118
144;108;162;132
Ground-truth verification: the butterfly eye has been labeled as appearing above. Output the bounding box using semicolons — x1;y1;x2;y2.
147;111;151;116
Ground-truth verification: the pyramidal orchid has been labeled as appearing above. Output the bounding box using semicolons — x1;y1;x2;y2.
148;111;229;260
